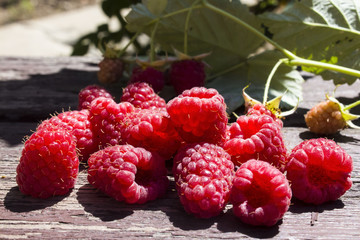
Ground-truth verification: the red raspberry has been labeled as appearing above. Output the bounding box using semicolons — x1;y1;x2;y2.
286;138;353;205
89;97;135;149
121;108;182;159
247;103;283;128
224;114;287;171
173;143;234;218
130;66;165;93
97;57;124;84
169;59;205;95
78;85;113;111
166;87;228;145
37;110;96;162
121;82;166;112
87;145;169;204
231;160;292;226
16;127;79;199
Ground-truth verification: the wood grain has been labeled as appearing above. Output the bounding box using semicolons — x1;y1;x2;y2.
1;57;359;239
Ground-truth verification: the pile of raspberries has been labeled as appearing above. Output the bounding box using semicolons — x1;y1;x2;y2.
16;82;353;227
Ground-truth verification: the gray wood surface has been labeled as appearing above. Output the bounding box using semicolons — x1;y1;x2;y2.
1;57;359;239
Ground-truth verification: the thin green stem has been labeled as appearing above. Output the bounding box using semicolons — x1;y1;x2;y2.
184;0;201;54
287;58;360;78
263;58;286;104
344;100;360;111
118;30;142;57
150;20;160;62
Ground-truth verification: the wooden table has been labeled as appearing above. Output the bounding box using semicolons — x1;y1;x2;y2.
1;57;359;239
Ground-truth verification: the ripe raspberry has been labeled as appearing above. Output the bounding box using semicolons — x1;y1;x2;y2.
121;108;182;159
78;85;113;111
304;95;360;135
98;57;124;84
130;66;165;93
166;87;228;145
37;110;96;162
286;138;353;205
89;97;135;149
231;160;292;226
173;143;234;218
224;114;287;172
87;145;168;204
247;103;283;128
169;59;206;95
16;127;79;199
121;82;166;112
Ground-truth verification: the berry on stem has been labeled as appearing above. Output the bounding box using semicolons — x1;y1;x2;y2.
169;50;210;95
305;94;360;135
97;45;124;84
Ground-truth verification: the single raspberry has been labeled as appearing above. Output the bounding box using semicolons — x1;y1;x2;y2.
173;142;234;218
224;114;287;172
286;138;353;205
121;108;182;160
169;59;206;95
305;95;360;135
87;145;169;204
247;103;283;128
121;82;166;112
78;85;113;111
231;160;292;226
97;57;124;84
37;110;96;162
130;66;165;93
89;97;135;149
16;127;79;199
166;87;228;145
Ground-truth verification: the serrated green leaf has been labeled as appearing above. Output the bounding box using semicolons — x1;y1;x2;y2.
125;0;264;73
260;0;360;85
207;50;304;112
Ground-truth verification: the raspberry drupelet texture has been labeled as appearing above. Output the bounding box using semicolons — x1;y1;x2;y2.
231;160;292;226
16;127;79;199
286;138;353;205
121;82;166;112
37;110;96;162
166;87;228;145
89;97;135;149
87;145;169;204
130;66;165;93
97;57;124;84
121;108;182;160
224;114;287;171
305;100;346;135
78;85;113;111
169;59;206;95
173;143;234;218
247;103;283;128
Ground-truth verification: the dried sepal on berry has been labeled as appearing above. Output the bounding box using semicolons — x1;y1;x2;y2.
305;94;360;135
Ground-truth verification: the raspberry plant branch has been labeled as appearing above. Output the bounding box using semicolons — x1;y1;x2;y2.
201;0;360;79
149;20;160;62
263;58;286;105
184;0;201;55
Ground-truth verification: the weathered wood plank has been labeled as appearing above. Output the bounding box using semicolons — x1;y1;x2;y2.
1;57;360;239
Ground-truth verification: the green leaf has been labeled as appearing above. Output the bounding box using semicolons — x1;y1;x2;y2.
125;0;304;110
125;0;264;73
207;50;304;113
142;0;168;16
260;0;360;85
